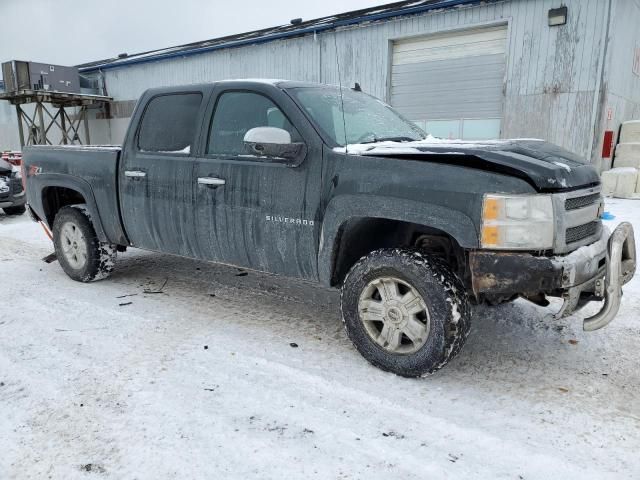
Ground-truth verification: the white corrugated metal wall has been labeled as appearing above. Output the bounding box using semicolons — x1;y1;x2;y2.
596;0;640;170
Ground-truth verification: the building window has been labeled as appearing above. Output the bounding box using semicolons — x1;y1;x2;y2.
424;118;501;140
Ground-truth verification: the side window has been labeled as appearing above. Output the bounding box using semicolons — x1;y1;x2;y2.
137;93;202;154
207;91;301;156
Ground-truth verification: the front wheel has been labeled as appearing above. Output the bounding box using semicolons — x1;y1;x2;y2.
340;248;471;377
52;205;116;282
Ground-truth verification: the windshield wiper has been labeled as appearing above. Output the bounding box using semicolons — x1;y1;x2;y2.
359;136;417;144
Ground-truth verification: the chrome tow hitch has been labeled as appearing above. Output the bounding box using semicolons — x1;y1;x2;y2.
583;222;636;331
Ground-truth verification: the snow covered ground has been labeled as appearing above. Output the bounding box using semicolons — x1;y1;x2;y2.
1;199;639;479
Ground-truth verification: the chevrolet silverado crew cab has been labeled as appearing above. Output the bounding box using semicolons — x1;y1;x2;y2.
23;80;637;377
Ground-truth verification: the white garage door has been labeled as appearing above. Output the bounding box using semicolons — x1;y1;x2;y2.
390;25;507;140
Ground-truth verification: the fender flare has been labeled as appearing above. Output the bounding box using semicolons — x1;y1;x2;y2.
317;194;479;285
30;173;109;242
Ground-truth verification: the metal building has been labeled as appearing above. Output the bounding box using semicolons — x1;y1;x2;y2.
2;0;640;171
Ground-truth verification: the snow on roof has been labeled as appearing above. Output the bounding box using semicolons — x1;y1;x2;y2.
77;0;500;72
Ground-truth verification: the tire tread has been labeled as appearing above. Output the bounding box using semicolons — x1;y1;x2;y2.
340;248;471;377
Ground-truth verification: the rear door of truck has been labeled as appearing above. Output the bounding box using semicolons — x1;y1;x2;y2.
118;87;211;256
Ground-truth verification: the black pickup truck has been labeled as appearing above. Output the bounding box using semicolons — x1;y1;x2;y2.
23;80;636;377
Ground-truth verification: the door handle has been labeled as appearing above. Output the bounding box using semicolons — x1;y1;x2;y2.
198;177;226;187
124;170;147;178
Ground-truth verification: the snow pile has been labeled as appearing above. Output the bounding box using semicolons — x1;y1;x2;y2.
614;120;640;170
601;167;640;199
614;143;640;169
619;120;640;143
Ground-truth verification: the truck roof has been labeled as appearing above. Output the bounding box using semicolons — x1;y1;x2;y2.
143;79;337;95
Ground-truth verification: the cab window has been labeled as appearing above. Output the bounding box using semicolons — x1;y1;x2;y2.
207;91;300;156
137;93;202;154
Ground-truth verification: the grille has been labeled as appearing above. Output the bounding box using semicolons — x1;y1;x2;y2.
11;178;22;194
566;221;600;244
565;193;600;211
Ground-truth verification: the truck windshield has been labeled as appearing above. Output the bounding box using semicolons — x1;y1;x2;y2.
288;86;426;147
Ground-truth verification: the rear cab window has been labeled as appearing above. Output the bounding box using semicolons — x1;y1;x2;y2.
137;93;203;154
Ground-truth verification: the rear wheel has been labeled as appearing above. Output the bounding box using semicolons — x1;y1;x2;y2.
340;248;471;377
3;205;26;216
52;205;116;282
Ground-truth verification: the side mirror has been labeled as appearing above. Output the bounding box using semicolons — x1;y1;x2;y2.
243;127;306;165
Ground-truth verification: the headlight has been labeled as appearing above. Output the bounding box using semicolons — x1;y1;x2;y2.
481;194;554;250
11;165;22;179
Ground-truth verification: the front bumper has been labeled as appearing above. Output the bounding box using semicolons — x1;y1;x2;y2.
0;177;26;209
469;222;636;330
0;194;26;209
579;223;635;330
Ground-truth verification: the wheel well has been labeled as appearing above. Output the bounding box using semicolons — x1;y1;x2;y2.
42;187;86;226
330;217;465;287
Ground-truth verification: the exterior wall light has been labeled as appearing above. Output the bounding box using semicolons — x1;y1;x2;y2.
548;6;568;26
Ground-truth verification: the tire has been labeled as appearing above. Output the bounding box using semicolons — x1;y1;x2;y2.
52;205;116;282
340;248;471;377
3;205;26;216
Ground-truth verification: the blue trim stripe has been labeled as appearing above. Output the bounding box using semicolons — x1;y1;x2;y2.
79;0;496;72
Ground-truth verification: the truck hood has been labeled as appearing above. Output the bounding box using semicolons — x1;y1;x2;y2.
337;138;600;191
0;159;12;175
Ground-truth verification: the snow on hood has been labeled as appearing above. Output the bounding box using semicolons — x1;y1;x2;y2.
332;136;600;191
333;136;546;155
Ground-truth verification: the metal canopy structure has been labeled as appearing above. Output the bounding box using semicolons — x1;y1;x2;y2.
0;89;111;147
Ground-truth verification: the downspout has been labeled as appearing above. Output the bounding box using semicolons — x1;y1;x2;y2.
588;0;614;171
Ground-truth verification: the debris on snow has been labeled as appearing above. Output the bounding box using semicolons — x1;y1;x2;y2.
42;252;57;263
80;463;105;473
143;278;168;294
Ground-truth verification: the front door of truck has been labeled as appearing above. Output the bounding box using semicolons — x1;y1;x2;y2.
119;89;208;257
192;85;323;280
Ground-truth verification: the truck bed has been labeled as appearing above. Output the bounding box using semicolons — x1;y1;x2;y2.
23;145;127;245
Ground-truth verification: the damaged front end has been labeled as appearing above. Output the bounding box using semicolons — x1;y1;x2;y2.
469;222;636;331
